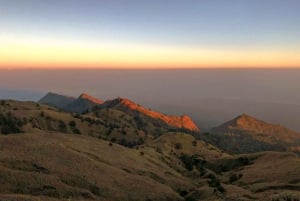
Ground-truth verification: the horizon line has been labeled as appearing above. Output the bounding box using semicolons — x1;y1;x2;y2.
1;67;300;70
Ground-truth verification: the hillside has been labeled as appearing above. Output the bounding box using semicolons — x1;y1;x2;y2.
207;114;300;154
0;131;230;201
0;133;186;201
1;100;300;200
0;100;149;146
0;99;197;147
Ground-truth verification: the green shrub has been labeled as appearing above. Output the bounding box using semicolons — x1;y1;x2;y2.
175;143;182;150
180;154;194;171
110;137;117;142
0;113;23;134
196;164;207;176
207;174;226;193
156;147;162;153
58;120;67;133
229;173;242;183
68;120;80;134
69;120;76;127
71;127;81;134
185;197;197;201
179;190;188;197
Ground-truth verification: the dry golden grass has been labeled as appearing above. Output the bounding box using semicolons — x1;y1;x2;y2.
1;132;300;200
148;132;226;159
0;133;186;201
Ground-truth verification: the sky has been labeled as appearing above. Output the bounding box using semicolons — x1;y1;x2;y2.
0;0;300;69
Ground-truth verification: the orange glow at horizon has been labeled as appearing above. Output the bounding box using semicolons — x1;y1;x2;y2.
1;36;300;69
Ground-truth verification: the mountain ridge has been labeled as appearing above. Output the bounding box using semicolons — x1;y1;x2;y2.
39;93;199;132
101;97;199;132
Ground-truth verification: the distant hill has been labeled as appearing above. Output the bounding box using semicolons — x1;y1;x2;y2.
38;92;103;113
38;92;76;109
206;114;300;154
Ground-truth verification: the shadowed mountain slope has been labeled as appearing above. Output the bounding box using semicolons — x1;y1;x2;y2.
38;92;76;110
39;92;103;114
64;93;104;113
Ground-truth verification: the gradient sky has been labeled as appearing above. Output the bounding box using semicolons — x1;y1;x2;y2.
1;0;300;68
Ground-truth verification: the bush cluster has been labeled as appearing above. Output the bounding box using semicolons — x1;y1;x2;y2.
0;113;23;134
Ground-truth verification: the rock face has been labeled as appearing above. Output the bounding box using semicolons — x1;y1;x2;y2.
208;114;300;154
38;92;76;109
102;97;199;132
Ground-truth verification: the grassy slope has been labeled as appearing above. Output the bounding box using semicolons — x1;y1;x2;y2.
0;133;186;201
206;152;300;200
0;132;300;201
